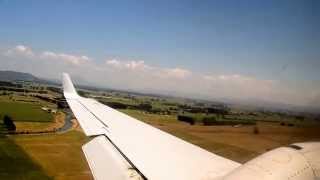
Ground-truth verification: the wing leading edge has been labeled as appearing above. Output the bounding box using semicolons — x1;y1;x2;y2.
62;73;240;180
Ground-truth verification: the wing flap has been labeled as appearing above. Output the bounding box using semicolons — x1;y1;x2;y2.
83;136;143;180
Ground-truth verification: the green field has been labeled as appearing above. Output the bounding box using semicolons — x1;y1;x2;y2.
0;93;91;179
120;109;177;124
0;89;319;179
0;101;53;122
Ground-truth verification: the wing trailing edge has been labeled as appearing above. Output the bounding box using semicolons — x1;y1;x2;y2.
83;136;143;180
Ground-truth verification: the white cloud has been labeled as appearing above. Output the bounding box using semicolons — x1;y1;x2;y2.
40;51;90;65
5;45;90;66
202;74;276;100
205;74;274;88
105;59;190;79
106;59;151;71
125;60;150;71
160;68;191;79
105;59;121;67
1;44;317;108
5;45;34;57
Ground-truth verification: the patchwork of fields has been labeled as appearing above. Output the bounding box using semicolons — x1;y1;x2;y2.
123;110;320;163
0;92;319;179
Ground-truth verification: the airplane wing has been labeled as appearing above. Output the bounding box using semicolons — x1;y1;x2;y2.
62;73;240;180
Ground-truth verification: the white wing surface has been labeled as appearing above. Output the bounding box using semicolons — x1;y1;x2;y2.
62;73;240;180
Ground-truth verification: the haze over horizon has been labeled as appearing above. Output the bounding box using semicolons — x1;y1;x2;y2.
0;0;319;108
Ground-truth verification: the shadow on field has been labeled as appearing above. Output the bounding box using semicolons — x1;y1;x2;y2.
0;134;52;180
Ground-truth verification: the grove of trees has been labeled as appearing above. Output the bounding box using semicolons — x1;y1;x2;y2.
3;115;16;131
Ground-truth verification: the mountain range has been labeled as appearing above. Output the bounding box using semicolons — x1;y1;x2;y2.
0;70;39;82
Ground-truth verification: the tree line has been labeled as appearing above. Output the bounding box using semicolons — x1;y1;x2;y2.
2;115;16;131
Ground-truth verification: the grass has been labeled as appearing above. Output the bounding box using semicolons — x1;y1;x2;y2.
0;91;319;179
116;109;260;162
13;112;66;132
0;101;53;122
0;94;92;179
0;131;92;180
159;122;320;162
120;109;177;124
120;109;320;163
99;96;139;106
14;122;53;131
0;135;52;180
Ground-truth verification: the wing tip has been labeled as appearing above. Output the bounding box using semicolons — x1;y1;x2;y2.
62;73;78;96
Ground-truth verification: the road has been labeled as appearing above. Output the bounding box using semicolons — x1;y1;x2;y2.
57;110;74;133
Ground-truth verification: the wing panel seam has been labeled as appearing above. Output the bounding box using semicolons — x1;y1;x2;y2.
69;98;110;129
102;134;148;180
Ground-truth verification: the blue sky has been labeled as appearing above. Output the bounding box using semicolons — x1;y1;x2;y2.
0;0;319;107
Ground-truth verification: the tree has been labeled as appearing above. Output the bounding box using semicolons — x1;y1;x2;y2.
138;103;152;112
3;115;16;131
177;115;195;125
202;116;217;126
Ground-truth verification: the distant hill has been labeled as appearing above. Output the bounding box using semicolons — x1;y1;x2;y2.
0;70;318;114
0;70;39;82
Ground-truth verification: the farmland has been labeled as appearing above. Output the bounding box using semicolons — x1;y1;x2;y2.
0;92;92;179
0;135;51;180
122;109;320;163
0;95;54;122
0;131;91;180
0;82;319;179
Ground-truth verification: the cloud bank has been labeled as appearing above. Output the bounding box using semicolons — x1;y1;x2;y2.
0;45;318;108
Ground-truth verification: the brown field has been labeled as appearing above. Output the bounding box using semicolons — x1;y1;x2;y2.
10;131;93;180
1;109;320;179
154;121;320;163
123;110;320;163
